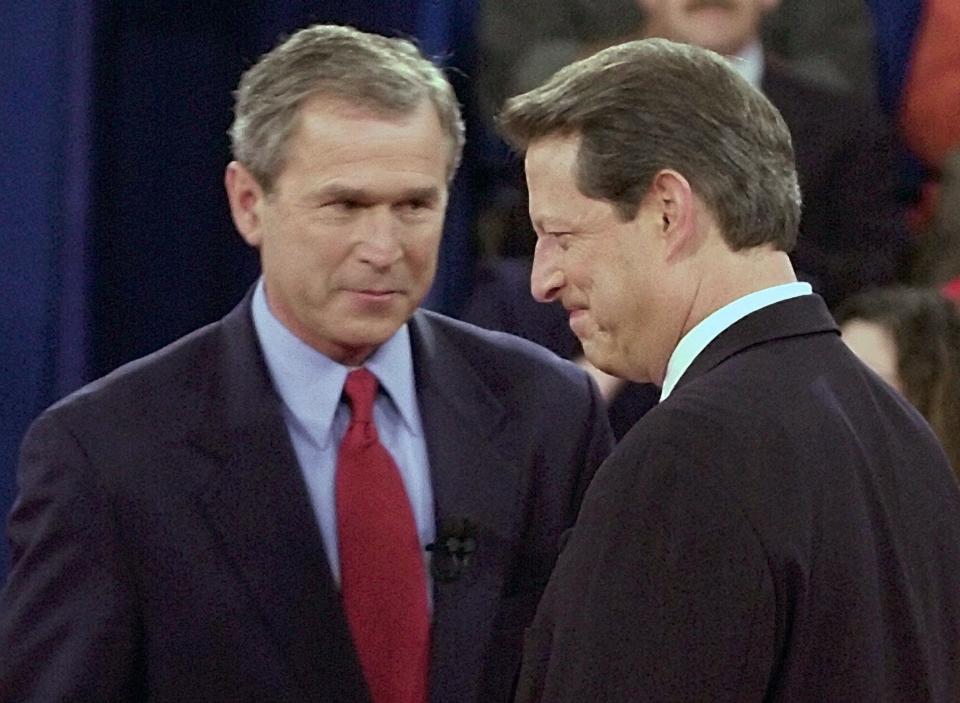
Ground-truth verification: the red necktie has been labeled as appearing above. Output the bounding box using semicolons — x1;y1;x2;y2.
335;368;430;703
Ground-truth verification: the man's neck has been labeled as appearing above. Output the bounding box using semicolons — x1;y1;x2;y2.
682;246;796;340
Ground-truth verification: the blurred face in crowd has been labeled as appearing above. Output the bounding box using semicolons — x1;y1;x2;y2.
526;134;691;385
226;96;449;365
840;319;903;392
638;0;780;56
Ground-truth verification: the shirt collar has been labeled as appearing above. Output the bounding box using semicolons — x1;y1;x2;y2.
726;39;764;88
250;278;421;448
660;281;812;401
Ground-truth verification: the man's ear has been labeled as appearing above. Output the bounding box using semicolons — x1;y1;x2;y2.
650;169;700;261
225;161;266;248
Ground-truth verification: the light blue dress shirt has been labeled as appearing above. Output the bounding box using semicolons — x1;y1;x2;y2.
660;282;813;401
727;38;765;88
250;280;435;588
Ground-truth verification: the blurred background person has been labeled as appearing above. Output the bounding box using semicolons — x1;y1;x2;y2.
633;0;911;307
896;0;960;292
837;286;960;474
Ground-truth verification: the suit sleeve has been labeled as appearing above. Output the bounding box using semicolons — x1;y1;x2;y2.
0;412;139;702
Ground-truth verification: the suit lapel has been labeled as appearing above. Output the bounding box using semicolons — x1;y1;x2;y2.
409;312;526;703
190;297;369;702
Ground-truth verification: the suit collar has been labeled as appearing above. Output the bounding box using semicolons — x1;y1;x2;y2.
661;283;812;400
674;294;839;394
250;279;422;449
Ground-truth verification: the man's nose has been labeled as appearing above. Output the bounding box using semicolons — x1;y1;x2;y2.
357;209;403;269
530;238;564;303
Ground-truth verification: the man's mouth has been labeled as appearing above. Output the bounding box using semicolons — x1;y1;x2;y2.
686;0;736;11
567;307;590;335
347;288;402;303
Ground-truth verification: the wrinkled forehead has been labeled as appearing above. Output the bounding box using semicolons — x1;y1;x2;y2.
290;94;459;175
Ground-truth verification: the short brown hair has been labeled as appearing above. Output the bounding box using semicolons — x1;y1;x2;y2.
230;24;465;191
498;38;801;251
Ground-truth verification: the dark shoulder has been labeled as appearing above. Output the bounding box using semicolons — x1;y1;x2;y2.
39;315;228;435
411;309;594;399
763;58;864;110
762;57;885;139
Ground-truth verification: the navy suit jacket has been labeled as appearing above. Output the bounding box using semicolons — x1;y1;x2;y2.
516;295;960;702
0;294;612;702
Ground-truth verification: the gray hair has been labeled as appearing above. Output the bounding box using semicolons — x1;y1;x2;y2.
498;38;801;252
230;24;465;191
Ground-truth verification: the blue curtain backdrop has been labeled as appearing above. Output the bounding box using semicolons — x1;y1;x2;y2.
0;0;479;581
1;1;95;581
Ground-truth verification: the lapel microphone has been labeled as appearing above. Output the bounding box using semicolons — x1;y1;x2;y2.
426;516;477;583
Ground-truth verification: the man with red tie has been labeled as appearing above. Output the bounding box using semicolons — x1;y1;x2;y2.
0;25;612;703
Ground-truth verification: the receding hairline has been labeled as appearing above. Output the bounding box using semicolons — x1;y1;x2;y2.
229;23;465;189
266;92;460;179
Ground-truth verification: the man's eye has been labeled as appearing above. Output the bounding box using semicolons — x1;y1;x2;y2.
397;200;431;215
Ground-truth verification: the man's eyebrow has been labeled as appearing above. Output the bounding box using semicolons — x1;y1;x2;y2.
395;186;442;202
308;184;442;203
309;185;370;203
531;214;568;234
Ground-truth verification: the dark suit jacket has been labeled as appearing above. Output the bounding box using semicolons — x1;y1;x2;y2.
0;295;613;703
763;60;911;308
516;295;960;702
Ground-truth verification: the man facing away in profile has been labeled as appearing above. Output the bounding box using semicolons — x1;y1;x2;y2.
499;38;960;702
0;24;612;703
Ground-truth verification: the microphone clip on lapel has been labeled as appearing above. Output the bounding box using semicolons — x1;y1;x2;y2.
427;516;477;583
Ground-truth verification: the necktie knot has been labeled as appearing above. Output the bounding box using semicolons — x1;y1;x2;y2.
343;368;378;425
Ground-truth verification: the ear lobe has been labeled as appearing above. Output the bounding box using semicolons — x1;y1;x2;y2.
225;161;266;247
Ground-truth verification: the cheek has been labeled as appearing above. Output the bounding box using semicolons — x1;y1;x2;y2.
404;227;443;268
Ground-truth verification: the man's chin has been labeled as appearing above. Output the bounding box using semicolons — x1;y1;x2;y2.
581;341;614;374
582;341;649;384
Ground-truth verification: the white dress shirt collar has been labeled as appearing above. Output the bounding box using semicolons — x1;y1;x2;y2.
660;282;812;401
726;38;765;88
250;278;421;449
